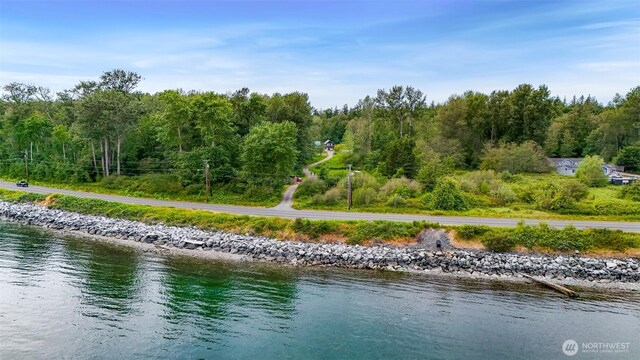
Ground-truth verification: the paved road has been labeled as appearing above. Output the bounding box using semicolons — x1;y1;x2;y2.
1;180;639;232
273;150;334;210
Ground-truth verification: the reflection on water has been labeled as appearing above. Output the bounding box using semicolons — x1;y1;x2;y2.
0;221;638;360
159;258;299;345
2;226;53;285
62;238;142;316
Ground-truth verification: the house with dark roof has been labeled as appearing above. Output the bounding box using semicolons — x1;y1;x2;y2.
548;158;624;176
609;173;637;185
323;139;334;151
548;158;582;176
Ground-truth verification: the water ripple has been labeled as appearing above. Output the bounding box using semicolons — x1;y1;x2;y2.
0;221;638;360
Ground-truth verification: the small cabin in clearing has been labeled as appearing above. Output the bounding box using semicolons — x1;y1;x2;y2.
323;140;334;151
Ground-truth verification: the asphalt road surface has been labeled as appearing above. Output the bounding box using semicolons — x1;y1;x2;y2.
1;180;639;232
273;150;334;210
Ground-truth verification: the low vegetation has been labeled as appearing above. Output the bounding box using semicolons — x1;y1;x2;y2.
0;173;282;207
295;167;640;220
1;189;638;254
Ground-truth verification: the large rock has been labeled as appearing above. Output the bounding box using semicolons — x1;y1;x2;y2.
416;229;455;251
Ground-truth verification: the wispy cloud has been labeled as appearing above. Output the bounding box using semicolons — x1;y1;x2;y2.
577;61;639;72
0;0;638;108
580;18;640;30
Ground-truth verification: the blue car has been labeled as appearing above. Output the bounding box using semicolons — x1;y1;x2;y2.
16;180;28;187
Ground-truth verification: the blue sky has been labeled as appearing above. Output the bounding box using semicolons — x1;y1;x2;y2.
1;0;638;108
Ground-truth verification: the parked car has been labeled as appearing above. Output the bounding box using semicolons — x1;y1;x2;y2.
16;180;28;187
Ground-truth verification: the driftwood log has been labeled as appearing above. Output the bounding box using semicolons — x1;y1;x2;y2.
522;273;578;298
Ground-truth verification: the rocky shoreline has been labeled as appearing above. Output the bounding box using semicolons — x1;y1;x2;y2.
0;201;638;287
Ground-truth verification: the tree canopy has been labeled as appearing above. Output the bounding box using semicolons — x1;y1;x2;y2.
0;70;637;198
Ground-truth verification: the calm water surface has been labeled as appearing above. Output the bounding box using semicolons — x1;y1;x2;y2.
0;221;638;359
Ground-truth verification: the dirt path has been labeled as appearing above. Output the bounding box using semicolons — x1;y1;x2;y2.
272;150;334;210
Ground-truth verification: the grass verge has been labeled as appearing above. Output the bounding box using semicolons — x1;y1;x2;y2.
0;175;281;207
0;188;638;255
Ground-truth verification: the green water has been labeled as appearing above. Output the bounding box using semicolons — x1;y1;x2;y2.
0;221;638;359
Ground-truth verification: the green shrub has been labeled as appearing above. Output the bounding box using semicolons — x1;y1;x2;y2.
379;177;421;199
513;181;536;203
427;177;469;211
347;220;424;244
184;183;205;195
0;189;46;203
591;199;640;215
490;185;517;205
244;185;279;202
99;175;134;190
250;218;288;233
508;223;637;252
576;155;608;187
620;182;640;202
291;218;337;239
417;156;455;191
559;179;589;201
134;174;183;195
461;192;493;208
296;178;327;198
510;223;591;250
587;229;637;251
481;231;516;252
530;180;591;211
478;181;490;194
459;170;501;194
313;187;345;206
352;173;380;190
500;170;513;182
455;225;491;240
480;141;551;173
353;187;377;206
532;183;574;211
386;194;407;207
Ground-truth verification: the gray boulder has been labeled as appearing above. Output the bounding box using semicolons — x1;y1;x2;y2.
416;229;455;251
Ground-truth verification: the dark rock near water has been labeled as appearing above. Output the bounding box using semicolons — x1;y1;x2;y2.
0;201;638;283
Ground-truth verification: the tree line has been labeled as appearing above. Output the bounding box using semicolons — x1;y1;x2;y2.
337;84;639;177
1;70;310;194
1;69;638;199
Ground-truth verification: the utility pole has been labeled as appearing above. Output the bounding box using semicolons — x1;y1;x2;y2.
347;164;352;210
204;160;211;202
24;149;29;182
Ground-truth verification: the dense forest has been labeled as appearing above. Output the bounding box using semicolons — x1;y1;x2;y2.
1;69;638;204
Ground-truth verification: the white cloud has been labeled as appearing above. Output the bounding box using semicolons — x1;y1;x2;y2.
1;8;639;109
580;18;640;30
577;61;639;72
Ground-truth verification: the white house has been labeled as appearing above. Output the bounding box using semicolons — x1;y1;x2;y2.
548;158;624;177
548;158;582;175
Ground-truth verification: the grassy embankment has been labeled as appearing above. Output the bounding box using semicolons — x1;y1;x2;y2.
306;151;328;166
0;148;330;207
294;146;640;222
1;189;638;256
0;174;282;207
